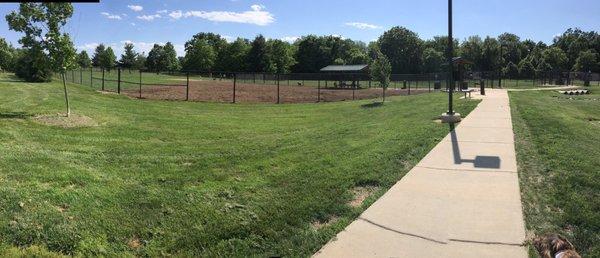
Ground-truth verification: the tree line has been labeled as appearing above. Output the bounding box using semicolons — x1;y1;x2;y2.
1;26;599;80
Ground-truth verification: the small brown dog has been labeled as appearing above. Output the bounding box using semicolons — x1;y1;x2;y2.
533;234;581;258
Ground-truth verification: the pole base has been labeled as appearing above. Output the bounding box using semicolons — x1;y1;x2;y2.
440;112;461;123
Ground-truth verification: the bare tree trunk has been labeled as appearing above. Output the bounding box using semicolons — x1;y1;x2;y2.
62;72;70;117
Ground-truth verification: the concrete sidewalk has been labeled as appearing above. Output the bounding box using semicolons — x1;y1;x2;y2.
314;89;527;258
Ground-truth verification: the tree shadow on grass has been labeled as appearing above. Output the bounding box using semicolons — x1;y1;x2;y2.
0;111;33;119
361;102;384;109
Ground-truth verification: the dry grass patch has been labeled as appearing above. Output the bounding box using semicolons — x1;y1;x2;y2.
33;113;98;128
349;186;379;208
311;216;340;230
127;237;142;249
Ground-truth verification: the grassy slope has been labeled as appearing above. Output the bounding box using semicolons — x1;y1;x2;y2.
510;90;599;257
0;73;479;256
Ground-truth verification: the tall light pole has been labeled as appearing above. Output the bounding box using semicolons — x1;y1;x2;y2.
447;0;454;115
441;0;461;123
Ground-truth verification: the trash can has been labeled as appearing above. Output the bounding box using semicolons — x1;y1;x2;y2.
434;81;441;90
461;81;468;90
480;80;485;95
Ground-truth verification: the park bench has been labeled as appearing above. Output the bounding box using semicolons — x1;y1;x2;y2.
442;88;474;98
459;89;474;98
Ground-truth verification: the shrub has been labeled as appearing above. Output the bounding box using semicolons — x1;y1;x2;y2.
14;48;53;82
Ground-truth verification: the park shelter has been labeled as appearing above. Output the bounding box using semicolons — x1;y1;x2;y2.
319;64;369;88
320;64;369;73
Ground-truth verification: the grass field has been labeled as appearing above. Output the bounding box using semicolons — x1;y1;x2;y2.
0;73;479;256
510;90;599;257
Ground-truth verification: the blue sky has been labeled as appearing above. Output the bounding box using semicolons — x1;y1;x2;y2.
1;0;599;57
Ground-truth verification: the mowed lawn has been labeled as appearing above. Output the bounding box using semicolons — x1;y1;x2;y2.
510;90;600;257
0;73;479;256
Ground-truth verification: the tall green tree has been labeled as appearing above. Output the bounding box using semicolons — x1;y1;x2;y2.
134;52;146;70
163;42;180;72
91;44;115;70
572;49;598;72
481;36;501;71
247;35;268;72
76;50;91;68
460;36;484;70
553;28;596;69
502;61;519;77
265;39;295;73
104;47;116;70
422;48;445;73
542;47;568;70
424;36;459;60
182;40;215;71
293;35;330;73
378;26;423;74
146;44;165;72
119;43;137;69
184;32;227;71
370;50;391;103
220;38;250;72
6;2;77;116
0;37;15;72
92;44;106;67
536;58;553;76
517;59;536;78
498;33;523;66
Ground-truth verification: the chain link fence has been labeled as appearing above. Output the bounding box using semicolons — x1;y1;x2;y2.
59;68;599;103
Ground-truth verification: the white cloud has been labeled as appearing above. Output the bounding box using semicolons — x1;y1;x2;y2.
77;43;99;52
168;5;274;26
137;14;161;21
281;36;299;43
169;10;183;19
127;5;144;12
157;9;168;14
222;35;235;43
344;22;381;30
101;12;122;20
250;4;265;11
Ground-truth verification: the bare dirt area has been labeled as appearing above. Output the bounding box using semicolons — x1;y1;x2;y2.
33;113;98;128
122;80;431;103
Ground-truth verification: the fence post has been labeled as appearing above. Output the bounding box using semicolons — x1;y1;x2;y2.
101;68;105;91
79;68;82;84
233;73;237;103
276;74;280;104
408;81;411;95
186;72;190;101
428;77;431;92
139;70;142;99
352;83;356;100
317;78;321;103
117;68;121;94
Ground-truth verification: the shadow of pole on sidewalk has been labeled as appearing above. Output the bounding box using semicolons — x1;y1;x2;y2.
448;123;501;169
